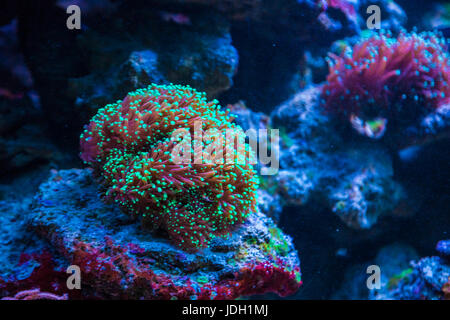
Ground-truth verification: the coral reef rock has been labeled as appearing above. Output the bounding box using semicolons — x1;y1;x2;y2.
20;2;238;146
332;243;418;300
374;240;450;300
0;196;70;300
28;168;302;299
269;86;413;229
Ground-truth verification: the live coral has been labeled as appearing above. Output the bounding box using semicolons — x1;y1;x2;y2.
80;84;259;251
322;30;450;134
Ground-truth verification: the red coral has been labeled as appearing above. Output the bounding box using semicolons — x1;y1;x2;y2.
322;30;450;127
80;84;258;251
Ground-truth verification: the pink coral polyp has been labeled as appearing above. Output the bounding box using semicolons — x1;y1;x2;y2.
322;30;450;122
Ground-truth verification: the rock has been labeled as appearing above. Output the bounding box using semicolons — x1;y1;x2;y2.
257;189;283;222
0;17;67;175
328;151;406;229
0;199;42;281
400;103;450;150
269;86;413;229
373;243;420;292
374;241;450;300
332;243;418;299
276;170;315;206
423;3;450;30
0;196;71;300
0;84;65;177
20;2;238;146
28;168;302;299
436;240;450;257
218;0;364;112
0;122;65;176
395;0;445;29
0;19;34;94
146;0;263;21
375;257;450;300
152;0;360;36
68;11;239;111
358;0;406;31
227;100;270;133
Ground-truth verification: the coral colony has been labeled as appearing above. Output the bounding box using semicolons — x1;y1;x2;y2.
322;30;450;138
80;84;259;250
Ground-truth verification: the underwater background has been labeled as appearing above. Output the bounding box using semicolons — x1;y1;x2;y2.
0;0;449;300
